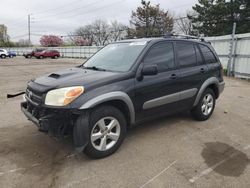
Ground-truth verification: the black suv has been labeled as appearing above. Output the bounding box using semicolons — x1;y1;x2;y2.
21;36;225;158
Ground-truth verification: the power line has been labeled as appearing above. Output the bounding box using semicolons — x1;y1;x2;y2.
10;34;28;39
34;0;101;20
34;0;84;15
34;0;124;22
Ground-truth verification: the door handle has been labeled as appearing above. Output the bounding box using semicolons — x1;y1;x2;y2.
200;68;206;73
170;74;177;79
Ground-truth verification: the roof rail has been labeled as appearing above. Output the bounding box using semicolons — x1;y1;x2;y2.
163;33;206;42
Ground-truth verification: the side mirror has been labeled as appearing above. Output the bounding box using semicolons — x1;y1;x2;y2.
141;65;158;76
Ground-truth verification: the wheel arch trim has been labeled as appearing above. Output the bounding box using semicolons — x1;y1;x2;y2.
193;77;220;107
79;91;135;124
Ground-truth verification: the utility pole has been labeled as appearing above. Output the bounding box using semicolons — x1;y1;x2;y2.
227;22;236;77
28;14;31;46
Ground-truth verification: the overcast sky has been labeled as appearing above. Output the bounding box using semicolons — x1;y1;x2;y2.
0;0;198;44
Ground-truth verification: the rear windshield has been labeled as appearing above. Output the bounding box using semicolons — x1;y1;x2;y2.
83;42;147;72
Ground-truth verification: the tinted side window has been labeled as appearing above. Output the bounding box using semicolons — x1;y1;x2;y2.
176;42;197;68
199;44;217;64
195;44;203;65
144;42;175;72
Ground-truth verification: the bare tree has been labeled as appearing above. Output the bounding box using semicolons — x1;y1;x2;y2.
174;16;192;35
109;21;127;42
91;20;110;46
72;19;127;46
16;39;31;47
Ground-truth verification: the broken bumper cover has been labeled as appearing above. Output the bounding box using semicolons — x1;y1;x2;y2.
21;101;73;135
21;101;89;152
21;102;39;127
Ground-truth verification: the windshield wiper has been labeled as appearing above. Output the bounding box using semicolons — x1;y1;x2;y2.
82;66;106;71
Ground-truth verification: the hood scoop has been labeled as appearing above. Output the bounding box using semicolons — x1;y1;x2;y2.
48;73;60;79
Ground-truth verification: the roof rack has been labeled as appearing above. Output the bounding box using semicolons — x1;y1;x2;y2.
163;33;206;42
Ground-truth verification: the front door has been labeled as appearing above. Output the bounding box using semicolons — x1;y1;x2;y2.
134;41;182;122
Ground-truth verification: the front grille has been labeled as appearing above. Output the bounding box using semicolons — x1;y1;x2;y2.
26;89;43;104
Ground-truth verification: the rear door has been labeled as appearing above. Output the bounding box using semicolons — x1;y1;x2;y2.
175;41;209;108
199;44;221;78
134;41;182;122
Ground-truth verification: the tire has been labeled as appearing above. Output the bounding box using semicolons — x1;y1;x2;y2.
83;105;127;159
191;88;216;121
54;55;58;59
39;55;44;59
1;54;6;59
27;55;31;58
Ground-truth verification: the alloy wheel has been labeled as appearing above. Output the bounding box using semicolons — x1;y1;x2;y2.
90;117;121;151
201;93;214;116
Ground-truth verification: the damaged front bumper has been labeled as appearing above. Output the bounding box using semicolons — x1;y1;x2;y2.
21;99;90;152
21;100;75;138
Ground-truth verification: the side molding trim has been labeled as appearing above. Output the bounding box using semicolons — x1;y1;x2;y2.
143;88;198;110
79;91;135;124
193;77;219;107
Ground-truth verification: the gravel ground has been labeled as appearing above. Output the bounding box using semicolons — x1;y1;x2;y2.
0;57;249;188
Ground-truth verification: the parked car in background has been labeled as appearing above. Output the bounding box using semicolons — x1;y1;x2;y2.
34;50;60;59
8;51;17;58
0;49;9;58
23;49;45;58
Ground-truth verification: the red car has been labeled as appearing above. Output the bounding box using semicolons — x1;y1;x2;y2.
34;50;60;59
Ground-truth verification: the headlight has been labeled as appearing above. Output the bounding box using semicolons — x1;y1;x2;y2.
45;86;84;106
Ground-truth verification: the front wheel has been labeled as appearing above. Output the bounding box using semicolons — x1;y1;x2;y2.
191;88;215;121
39;55;44;59
84;105;127;159
1;54;6;59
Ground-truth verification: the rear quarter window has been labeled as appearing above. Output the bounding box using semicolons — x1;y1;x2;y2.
199;44;217;64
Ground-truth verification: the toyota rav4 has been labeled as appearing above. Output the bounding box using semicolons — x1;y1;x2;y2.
21;35;225;158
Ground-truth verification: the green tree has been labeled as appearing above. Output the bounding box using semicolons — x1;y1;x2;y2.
130;0;173;38
188;0;250;36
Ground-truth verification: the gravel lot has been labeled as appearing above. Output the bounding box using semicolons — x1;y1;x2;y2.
0;57;249;188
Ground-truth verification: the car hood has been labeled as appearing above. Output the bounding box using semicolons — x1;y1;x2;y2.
28;67;120;93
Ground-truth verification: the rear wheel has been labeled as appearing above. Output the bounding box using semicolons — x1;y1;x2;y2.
84;105;127;159
191;88;215;121
39;55;44;59
54;55;58;59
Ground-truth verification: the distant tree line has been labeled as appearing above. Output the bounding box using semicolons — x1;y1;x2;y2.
1;0;250;47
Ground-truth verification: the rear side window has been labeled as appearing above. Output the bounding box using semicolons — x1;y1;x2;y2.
195;44;203;65
176;42;197;68
199;44;217;64
144;42;175;72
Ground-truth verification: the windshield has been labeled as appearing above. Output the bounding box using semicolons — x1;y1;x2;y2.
83;42;147;72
